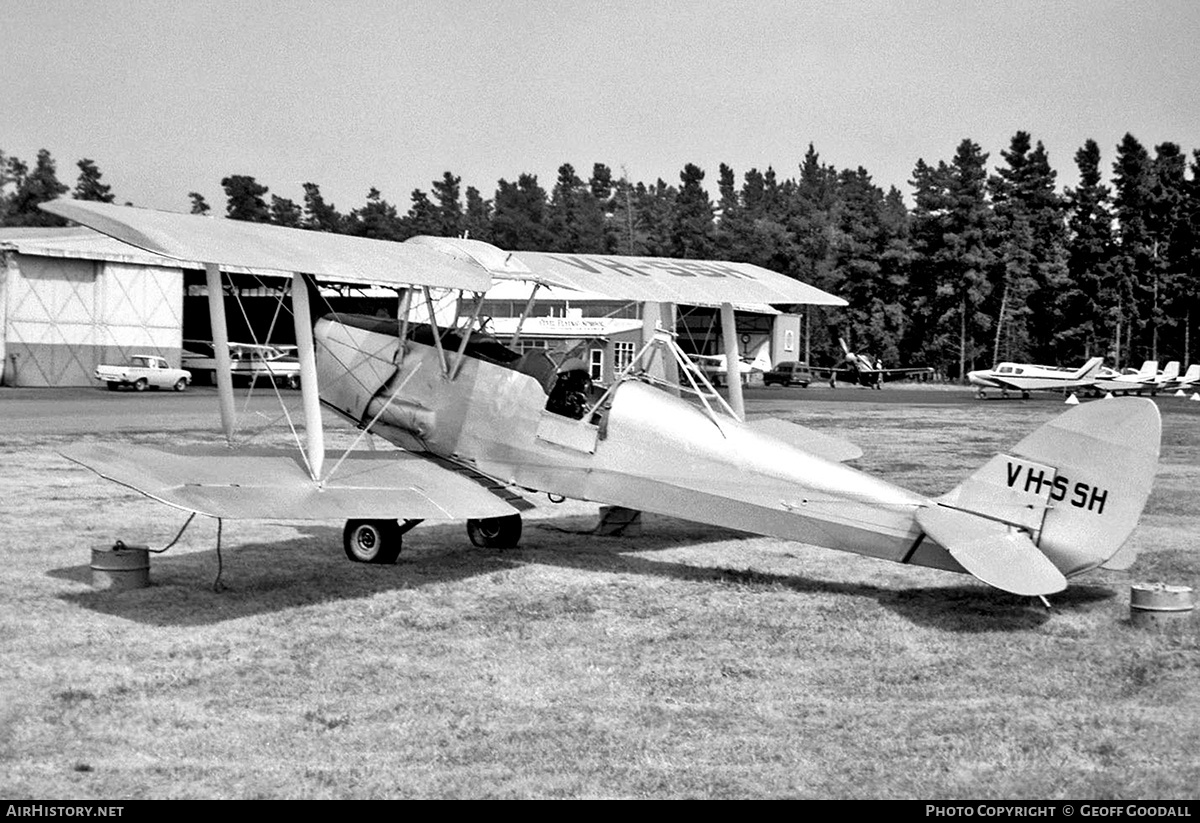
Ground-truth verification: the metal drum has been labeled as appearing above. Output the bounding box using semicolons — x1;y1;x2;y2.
90;543;150;590
1129;583;1195;629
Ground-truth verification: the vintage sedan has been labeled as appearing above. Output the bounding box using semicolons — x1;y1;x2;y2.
763;361;814;387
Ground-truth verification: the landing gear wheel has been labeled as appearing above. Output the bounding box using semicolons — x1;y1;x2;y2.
173;378;188;392
343;519;403;564
133;378;149;392
466;514;523;549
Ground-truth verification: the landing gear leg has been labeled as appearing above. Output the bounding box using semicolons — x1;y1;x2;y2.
466;514;523;549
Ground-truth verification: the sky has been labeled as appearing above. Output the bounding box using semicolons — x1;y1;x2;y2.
4;0;1199;215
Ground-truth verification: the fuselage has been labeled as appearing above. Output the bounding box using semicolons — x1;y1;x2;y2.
968;362;1078;389
314;315;964;575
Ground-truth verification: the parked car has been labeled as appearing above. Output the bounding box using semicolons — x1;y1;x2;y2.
763;361;814;387
95;355;191;392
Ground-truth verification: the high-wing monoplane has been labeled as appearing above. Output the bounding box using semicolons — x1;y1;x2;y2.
45;200;1162;598
967;357;1104;399
821;339;933;389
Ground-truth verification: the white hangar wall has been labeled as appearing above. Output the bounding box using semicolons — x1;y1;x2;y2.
1;250;184;387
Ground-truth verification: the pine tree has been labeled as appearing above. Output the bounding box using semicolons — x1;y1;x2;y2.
220;175;270;222
1111;133;1155;361
188;192;211;215
270;195;303;227
1063;140;1118;362
431;172;463;237
9;149;69;226
464;186;492;243
491;174;552;251
401;189;442;238
345;187;402;240
830;167;905;364
301;182;343;232
669;163;715;259
909;141;995;378
988;132;1067;363
73;158;114;202
1147;142;1190;361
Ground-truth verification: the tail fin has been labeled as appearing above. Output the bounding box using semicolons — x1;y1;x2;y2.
1161;360;1180;380
1072;356;1104;381
926;398;1160;593
1136;360;1158;378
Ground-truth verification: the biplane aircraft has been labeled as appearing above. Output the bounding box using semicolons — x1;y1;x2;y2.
822;338;933;389
45;200;1161;598
967;357;1105;399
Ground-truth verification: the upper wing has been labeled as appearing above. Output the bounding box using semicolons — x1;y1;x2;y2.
40;199;492;292
404;237;846;306
62;443;523;521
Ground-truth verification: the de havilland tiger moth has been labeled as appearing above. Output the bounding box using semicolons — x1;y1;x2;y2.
44;199;1162;599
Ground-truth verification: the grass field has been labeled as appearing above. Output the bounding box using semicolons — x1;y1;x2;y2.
1;391;1197;799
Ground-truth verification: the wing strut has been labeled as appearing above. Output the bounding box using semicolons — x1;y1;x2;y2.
204;262;236;441
720;302;745;421
292;272;325;481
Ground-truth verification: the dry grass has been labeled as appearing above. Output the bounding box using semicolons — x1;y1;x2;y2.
0;394;1197;799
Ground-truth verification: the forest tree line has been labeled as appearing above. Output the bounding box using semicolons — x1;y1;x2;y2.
3;132;1198;378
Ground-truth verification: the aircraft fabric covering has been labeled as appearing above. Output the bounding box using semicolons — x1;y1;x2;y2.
61;443;521;521
405;237;846;306
40;200;493;292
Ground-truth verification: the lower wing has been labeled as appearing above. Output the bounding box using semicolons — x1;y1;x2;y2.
62;443;524;521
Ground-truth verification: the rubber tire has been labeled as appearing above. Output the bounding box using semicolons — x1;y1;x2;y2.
287;374;301;390
106;382;119;391
133;378;148;392
173;378;188;392
466;514;523;549
343;520;402;564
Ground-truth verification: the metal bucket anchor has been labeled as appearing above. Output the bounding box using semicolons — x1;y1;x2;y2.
90;542;150;590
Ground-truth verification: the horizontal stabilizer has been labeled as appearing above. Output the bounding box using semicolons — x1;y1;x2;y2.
749;418;863;462
62;443;522;521
916;505;1068;596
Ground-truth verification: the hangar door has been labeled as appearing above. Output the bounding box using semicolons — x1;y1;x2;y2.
5;256;183;387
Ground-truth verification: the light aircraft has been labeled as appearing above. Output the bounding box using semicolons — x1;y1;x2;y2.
184;341;302;388
45;200;1161;599
1093;360;1179;396
821;339;933;389
1165;364;1200;393
686;351;769;387
967;357;1104;399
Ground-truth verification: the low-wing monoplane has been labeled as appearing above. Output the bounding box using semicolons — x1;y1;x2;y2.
1093;360;1180;396
1165;364;1200;393
46;200;1161;598
821;339;933;389
967;357;1104;399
